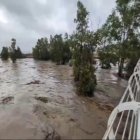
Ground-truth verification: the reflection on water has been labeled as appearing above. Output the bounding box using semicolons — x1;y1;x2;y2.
0;58;127;139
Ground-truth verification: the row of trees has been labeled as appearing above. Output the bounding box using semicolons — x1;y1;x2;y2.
33;34;72;65
32;0;139;96
33;38;50;60
1;38;23;63
50;34;72;64
32;1;97;96
97;0;140;77
2;1;138;97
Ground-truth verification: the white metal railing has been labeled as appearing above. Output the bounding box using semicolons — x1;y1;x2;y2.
103;59;140;140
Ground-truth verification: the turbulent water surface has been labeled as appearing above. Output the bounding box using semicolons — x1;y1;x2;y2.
0;59;127;139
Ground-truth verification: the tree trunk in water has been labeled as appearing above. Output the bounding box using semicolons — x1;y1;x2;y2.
118;58;124;77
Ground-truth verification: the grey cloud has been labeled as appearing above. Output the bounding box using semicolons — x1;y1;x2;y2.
0;0;115;53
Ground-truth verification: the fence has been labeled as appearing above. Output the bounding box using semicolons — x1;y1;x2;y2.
103;59;140;140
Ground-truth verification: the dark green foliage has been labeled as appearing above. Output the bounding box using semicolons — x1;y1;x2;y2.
63;33;72;64
50;34;71;65
9;39;24;62
126;58;138;78
33;34;71;64
126;36;140;77
32;47;39;59
97;0;140;77
33;38;50;60
98;50;111;69
79;66;97;97
1;47;9;60
50;34;64;64
16;47;23;58
98;46;119;69
73;1;97;96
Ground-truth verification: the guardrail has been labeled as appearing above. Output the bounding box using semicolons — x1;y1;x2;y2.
103;59;140;140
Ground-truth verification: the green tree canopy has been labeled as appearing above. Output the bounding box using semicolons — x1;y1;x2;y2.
33;38;50;60
1;47;9;60
73;1;97;96
50;34;71;64
97;0;140;77
16;47;23;58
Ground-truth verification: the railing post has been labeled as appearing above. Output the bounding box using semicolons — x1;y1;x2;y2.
137;109;140;139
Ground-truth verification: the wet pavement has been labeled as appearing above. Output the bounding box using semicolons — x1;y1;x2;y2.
0;59;127;139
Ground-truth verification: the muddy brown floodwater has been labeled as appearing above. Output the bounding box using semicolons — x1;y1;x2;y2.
0;58;127;139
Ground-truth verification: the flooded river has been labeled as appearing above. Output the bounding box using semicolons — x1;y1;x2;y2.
0;59;127;139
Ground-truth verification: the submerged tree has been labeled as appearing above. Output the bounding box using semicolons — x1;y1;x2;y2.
98;45;118;69
63;33;72;64
9;39;23;62
9;38;17;63
50;34;71;64
50;34;64;64
97;0;140;77
16;47;23;58
33;38;50;60
1;47;9;60
96;21;119;69
73;1;96;96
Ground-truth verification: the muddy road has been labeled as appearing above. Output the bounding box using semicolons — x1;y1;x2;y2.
0;59;127;139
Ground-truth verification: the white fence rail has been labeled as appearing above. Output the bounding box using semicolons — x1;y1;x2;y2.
103;59;140;140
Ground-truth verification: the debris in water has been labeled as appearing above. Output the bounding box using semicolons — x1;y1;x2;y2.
45;126;61;140
35;96;48;103
31;66;36;69
1;96;14;104
43;111;47;115
69;118;76;122
25;80;44;85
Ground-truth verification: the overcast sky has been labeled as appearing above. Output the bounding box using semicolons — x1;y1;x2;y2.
0;0;116;53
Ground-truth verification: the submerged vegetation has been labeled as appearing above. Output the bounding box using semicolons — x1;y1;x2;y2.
50;33;72;65
1;47;9;60
72;1;97;96
33;34;72;64
97;0;140;77
33;38;50;60
1;0;139;96
32;1;97;96
1;38;23;63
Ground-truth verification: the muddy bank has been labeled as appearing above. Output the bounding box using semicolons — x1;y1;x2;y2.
0;59;127;139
